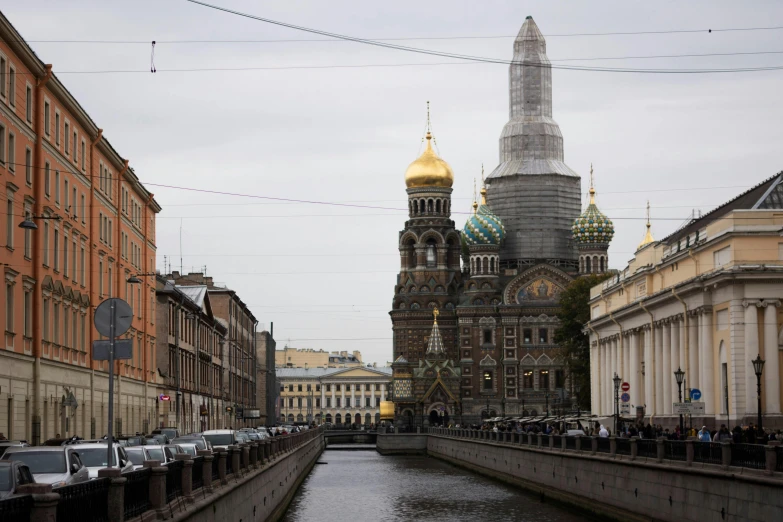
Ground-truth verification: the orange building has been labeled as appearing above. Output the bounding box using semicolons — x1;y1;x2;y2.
0;12;161;444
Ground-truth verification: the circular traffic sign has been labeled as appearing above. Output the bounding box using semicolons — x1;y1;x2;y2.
621;392;630;403
690;388;702;401
621;382;630;392
94;298;133;337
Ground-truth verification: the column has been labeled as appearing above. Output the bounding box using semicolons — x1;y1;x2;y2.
629;331;639;409
331;385;335;409
370;383;376;407
700;310;714;414
591;343;599;416
644;330;652;416
380;383;386;402
341;385;345;409
641;330;649;409
662;322;672;415
688;312;700;393
655;324;664;415
679;317;687;376
617;336;625;383
744;302;760;415
763;301;781;414
351;383;356;409
623;334;630;391
671;319;681;404
321;385;326;413
604;342;611;415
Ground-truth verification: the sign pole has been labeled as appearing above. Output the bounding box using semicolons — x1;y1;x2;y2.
106;300;115;469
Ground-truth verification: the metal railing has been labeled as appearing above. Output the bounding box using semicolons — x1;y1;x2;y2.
212;454;220;481
730;443;767;470
596;437;611;453
565;436;577;450
123;468;152;520
225;449;234;475
665;441;687;461
636;439;658;459
693;442;723;466
0;494;33;522
192;456;204;491
56;477;111;522
616;438;632;456
165;460;184;503
777;447;783;473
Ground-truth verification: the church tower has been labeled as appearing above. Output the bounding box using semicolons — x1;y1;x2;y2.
572;165;614;274
390;110;462;410
485;16;581;269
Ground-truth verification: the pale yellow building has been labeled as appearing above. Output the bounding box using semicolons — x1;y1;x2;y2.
277;366;391;426
275;347;362;369
587;173;783;428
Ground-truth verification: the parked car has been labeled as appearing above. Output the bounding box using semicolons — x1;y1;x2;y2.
162;444;186;462
151;428;180;440
0;446;89;488
119;435;146;447
149;434;169;445
70;443;134;479
0;441;30;458
175;443;199;457
201;430;238;451
0;460;36;499
141;445;168;464
124;447;158;471
172;436;210;452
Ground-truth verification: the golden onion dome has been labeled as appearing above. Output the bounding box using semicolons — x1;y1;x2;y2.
404;132;454;189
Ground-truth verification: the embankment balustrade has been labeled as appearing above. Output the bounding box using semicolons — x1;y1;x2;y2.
0;427;323;522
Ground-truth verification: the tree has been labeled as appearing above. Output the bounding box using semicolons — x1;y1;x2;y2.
554;273;611;411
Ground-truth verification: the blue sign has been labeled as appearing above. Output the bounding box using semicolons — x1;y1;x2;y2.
620;393;630;403
690;388;702;401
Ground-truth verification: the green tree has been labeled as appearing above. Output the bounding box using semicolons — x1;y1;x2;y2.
554;273;611;411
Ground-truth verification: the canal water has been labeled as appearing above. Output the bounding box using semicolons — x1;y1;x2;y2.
282;449;591;521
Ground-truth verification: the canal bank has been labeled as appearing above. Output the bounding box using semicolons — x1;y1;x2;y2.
281;449;592;521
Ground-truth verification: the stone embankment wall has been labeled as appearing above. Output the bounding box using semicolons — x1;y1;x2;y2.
425;432;783;522
376;433;428;455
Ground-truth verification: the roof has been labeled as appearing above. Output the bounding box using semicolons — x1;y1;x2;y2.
276;367;392;379
177;285;208;312
661;171;783;245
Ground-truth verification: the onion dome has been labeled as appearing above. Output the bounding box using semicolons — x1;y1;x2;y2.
463;186;506;246
572;167;614;246
405;132;454;189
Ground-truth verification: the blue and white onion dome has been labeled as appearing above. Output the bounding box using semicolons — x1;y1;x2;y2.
463;187;506;246
572;186;614;245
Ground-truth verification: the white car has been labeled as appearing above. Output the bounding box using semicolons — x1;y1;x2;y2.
1;446;89;488
202;430;238;451
70;443;134;479
124;447;156;471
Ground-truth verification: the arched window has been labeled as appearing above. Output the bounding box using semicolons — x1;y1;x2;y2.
592;255;598;273
585;257;592;273
476;257;482;273
413;200;418;215
365;413;371;425
530;409;538;416
325;413;332;424
375;413;381;424
436;200;441;213
335;413;341;425
297;414;304;422
490;257;495;274
482;370;493;390
600;257;605;272
427;199;433;212
406;238;416;269
426;240;437;268
355;413;361;425
287;414;294;423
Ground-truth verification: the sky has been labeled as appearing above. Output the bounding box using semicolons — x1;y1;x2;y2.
7;1;783;365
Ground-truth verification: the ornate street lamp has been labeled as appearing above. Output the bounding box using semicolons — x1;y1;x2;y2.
612;373;622;436
752;354;765;436
674;367;685;436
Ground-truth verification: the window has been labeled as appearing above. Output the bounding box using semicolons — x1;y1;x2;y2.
5;283;13;333
425;241;436;268
326;398;331;407
0;56;5;98
297;384;302;392
65;122;70;155
44;163;50;196
482;371;493;390
53;229;59;270
72;238;77;281
297;398;302;408
44;101;50;136
80;315;85;351
42;298;50;341
23;210;31;258
0;123;5;166
98;260;104;296
336;384;341;391
523;328;532;344
306;384;311;391
523;370;533;389
64;180;69;210
55;171;60;204
53;303;60;344
63;234;68;276
540;370;550;390
336;398;341;408
483;329;492;344
8;66;14;107
55;111;60;145
25;85;32;123
365;397;371;407
23;290;31;337
81;140;86;171
287;384;293;392
6;199;13;248
345;398;351;408
25;148;32;185
288;398;293;408
555;370;565;388
713;246;731;268
539;328;548;344
7;133;14;172
43;222;49;265
72;187;77;218
72;131;77;164
326;384;331;392
80;246;85;283
80;195;85;223
316;384;320;392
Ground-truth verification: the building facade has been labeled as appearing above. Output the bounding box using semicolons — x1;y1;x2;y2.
275;347;363;368
256;329;277;427
587;173;783;428
168;272;260;427
389;17;613;427
277;366;391;427
0;12;161;443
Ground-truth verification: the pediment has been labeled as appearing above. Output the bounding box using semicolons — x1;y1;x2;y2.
326;367;389;379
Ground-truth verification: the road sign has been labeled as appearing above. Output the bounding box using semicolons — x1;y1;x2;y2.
620;392;630;403
93;339;133;360
621;382;630;392
620;404;631;415
690;388;702;401
159;395;171;401
674;402;705;415
94;298;133;337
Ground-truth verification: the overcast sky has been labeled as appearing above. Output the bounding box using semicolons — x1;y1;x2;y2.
8;1;783;365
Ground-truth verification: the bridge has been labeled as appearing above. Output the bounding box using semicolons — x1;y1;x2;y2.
323;429;377;444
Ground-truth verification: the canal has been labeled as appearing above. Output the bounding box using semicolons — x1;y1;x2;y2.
282;449;591;521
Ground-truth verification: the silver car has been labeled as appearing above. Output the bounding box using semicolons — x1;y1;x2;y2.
69;443;134;479
0;460;36;499
1;446;89;488
124;446;155;471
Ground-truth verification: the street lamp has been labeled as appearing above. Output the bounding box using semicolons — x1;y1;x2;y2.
17;214;62;230
674;367;685;436
752;354;766;436
613;373;622;436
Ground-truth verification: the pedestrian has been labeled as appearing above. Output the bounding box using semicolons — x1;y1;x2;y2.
697;426;711;442
599;425;609;438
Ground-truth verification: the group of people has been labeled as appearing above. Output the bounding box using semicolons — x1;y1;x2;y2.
596;421;782;443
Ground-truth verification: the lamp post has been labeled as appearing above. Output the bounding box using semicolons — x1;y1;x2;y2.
752;354;765;436
674;367;685;436
612;373;622;436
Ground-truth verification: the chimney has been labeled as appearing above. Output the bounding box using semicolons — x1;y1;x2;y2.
353;350;362;362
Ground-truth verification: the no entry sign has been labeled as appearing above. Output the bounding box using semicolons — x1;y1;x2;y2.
621;382;630;392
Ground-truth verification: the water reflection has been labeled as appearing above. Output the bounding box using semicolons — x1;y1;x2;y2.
282;449;589;522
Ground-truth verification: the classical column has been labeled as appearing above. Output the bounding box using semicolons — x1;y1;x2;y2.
380;383;386;402
591;343;599;416
662;321;672;415
655;324;664;415
688;311;699;394
763;301;781;414
644;328;653;416
744;301;760;415
617;336;625;384
671;318;680;405
678;317;687;377
370;383;376;407
351;384;356;409
604;342;611;415
700;310;714;415
623;334;631;392
331;385;335;409
629;331;639;409
341;385;345;408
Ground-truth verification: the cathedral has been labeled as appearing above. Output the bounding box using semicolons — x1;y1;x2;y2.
389;16;615;427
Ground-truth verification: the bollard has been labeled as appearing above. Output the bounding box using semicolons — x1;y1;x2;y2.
609;436;617;456
575;435;582;452
229;445;241;474
548;434;554;449
765;442;779;476
16;483;59;522
630;437;638;460
537;434;543;448
685;440;695;466
98;468;126;521
264;440;271;463
197;450;214;493
656;437;665;463
528;433;533;446
218;450;228;485
721;442;731;470
561;436;567;451
591;436;598;455
145;462;168;520
241;443;250;469
174;454;194;503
